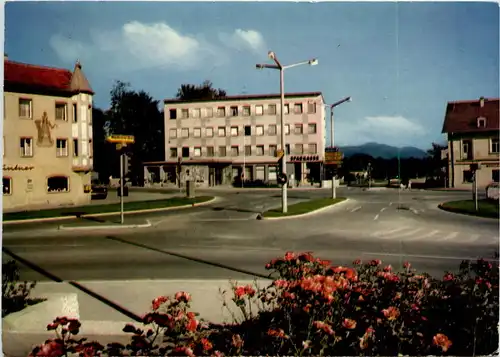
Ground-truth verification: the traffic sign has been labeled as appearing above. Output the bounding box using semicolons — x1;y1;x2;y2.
277;173;288;185
107;135;135;144
325;150;343;164
276;149;284;159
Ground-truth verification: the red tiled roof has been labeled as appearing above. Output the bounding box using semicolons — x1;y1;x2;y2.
4;59;94;95
164;92;323;104
442;98;500;133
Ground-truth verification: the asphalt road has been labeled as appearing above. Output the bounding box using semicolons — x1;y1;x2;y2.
3;187;498;282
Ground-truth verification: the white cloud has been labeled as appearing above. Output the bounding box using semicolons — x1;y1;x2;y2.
337;115;426;147
218;29;266;54
50;22;265;72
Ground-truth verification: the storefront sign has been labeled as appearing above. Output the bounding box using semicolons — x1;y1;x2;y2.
3;164;35;171
289;155;321;162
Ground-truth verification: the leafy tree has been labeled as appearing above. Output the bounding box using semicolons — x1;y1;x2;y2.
91;108;113;182
106;81;164;185
176;80;226;101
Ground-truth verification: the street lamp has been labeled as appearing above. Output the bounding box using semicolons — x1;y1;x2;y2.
326;96;352;199
256;51;319;213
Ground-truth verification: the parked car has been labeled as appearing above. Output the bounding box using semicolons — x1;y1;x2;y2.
486;182;499;201
91;181;108;200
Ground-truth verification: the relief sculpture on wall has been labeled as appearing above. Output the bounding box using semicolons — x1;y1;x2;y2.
35;111;57;147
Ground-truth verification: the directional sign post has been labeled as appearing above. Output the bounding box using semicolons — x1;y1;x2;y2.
324;147;343;199
106;135;135;224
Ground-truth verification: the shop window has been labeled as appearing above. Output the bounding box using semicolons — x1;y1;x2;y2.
47;176;69;193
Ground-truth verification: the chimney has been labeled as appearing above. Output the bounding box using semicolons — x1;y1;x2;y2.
479;96;485;108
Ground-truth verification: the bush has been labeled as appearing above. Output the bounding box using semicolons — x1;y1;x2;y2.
30;253;498;356
2;260;44;317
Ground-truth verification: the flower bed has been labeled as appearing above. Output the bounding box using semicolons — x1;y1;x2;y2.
30;253;498;356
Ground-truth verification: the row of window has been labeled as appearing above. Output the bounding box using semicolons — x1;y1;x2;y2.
169;123;317;139
461;138;499;159
169;101;317;120
170;143;318;158
12;98;90;123
11;137;92;158
3;175;70;195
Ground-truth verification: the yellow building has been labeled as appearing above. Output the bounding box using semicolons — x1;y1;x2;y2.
3;56;94;212
442;97;499;189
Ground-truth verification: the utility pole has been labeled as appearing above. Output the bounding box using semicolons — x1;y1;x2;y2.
119;153;124;224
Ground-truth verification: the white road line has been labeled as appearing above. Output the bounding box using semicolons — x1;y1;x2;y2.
350;206;362;212
439;232;460;241
374;214;379;220
389;202;393;206
410;208;419;215
417;230;440;239
371;226;409;238
469;234;480;242
361;251;498;262
380;207;387;212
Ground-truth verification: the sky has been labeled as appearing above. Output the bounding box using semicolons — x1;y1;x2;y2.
4;1;499;150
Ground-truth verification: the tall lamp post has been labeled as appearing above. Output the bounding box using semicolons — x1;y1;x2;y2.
256;51;318;213
327;96;352;199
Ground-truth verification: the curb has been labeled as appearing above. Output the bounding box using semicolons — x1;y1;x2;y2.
260;198;350;220
58;220;152;231
3;197;217;225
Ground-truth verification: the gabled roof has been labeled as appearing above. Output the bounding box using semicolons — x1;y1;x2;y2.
164;92;323;104
442;98;500;134
4;59;94;96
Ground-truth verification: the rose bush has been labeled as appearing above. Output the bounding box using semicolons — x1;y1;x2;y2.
30;253;498;356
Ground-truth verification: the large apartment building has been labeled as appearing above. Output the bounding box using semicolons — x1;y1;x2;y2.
3;57;94;212
143;92;326;187
442;97;499;189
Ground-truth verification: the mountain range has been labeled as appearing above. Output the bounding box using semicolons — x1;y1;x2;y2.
339;142;428;159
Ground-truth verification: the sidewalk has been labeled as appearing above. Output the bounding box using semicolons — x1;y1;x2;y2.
3;279;271;357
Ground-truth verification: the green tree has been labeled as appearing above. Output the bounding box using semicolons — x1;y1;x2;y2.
176;80;226;101
106;81;164;185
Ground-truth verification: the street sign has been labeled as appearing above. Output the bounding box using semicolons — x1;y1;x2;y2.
106;135;135;144
276;149;284;159
277;173;288;185
325;150;343;164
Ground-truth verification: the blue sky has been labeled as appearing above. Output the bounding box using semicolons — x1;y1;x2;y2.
5;1;499;149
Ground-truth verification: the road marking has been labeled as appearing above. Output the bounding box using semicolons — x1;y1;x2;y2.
177;244;282;251
410;208;419;215
469;234;480;242
374;214;379;220
380;207;387;212
389;202;393;206
350;206;362;212
418;230;440;239
372;226;409;238
439;232;459;241
361;251;498;262
398;228;424;237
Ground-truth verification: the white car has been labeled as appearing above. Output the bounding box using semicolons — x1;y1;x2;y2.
486;182;499;201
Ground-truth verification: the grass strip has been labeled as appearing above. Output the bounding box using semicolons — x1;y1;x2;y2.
3;196;213;221
439;199;499;219
263;197;346;218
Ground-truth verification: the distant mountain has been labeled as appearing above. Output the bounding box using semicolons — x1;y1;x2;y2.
339;142;428;159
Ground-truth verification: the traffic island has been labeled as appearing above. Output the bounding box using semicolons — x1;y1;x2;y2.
438;199;499;219
3;196;215;224
59;218;152;231
261;197;347;219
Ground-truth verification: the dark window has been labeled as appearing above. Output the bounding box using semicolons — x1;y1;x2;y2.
169;109;177;120
182;147;189;158
47;176;69;193
244;125;251;136
73;104;78;123
3;177;12;195
170;148;178;158
493;170;499;182
462;170;473;183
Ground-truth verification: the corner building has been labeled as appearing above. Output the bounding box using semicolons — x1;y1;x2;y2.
3;57;94;212
144;92;326;187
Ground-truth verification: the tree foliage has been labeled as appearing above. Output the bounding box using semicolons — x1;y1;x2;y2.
176;80;227;101
103;81;164;184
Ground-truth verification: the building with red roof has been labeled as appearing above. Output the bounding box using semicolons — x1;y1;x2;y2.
3;56;96;212
441;97;499;189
